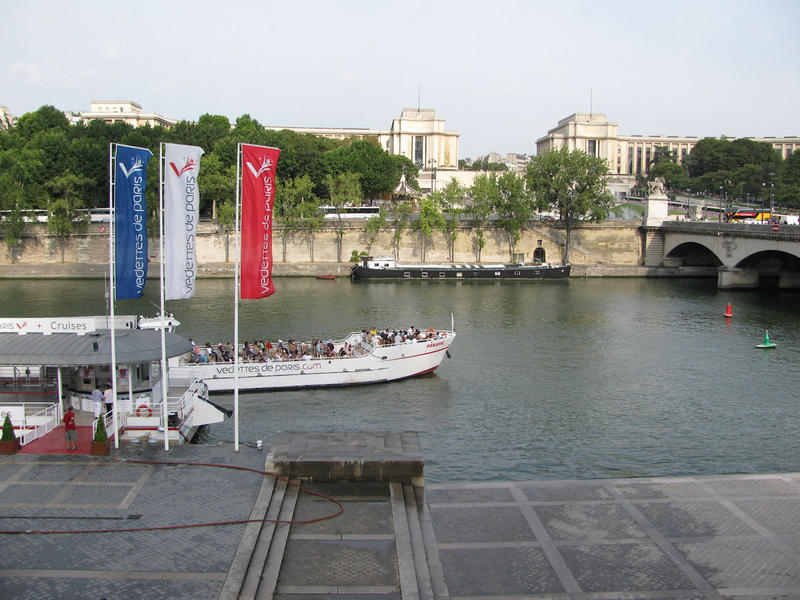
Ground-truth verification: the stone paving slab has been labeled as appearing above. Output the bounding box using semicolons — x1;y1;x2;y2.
1;443;799;600
428;474;800;599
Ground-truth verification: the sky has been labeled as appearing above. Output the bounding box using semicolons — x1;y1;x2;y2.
2;0;799;159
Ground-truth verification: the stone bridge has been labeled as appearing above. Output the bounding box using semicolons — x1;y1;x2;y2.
645;222;800;288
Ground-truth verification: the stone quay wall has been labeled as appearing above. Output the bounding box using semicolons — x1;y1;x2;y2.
0;220;644;275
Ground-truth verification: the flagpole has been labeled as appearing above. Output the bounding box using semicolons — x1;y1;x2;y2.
159;143;169;451
234;144;241;452
108;144;120;449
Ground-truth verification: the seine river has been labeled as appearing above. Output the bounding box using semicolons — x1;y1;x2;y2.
2;276;799;483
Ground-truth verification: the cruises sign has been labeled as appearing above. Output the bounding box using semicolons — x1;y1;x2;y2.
0;318;96;335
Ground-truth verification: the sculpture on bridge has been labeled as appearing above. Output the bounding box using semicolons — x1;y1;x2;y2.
648;177;667;199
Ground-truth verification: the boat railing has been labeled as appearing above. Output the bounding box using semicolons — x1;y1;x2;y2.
4;401;62;446
92;411;116;442
179;332;452;365
116;378;204;423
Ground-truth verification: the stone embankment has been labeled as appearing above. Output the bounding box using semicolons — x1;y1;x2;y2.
0;262;718;279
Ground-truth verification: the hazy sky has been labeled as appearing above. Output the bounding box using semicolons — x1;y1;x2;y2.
2;0;798;158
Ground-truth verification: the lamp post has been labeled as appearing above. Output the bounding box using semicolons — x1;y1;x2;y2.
769;171;775;221
719;184;723;222
428;158;437;194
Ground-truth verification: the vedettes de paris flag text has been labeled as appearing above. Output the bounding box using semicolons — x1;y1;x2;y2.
164;143;204;300
240;144;281;299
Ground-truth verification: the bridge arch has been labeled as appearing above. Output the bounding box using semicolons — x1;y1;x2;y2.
735;249;800;271
665;241;722;267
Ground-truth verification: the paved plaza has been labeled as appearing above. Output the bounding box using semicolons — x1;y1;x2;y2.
0;441;798;599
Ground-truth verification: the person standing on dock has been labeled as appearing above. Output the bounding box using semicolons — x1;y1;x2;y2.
91;386;103;418
103;384;113;415
63;405;77;450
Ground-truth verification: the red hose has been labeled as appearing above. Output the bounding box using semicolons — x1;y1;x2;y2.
0;458;343;535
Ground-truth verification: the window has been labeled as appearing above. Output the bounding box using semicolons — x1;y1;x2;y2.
587;140;597;157
414;136;424;167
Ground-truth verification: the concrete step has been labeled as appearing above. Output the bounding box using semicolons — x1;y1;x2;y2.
217;475;299;600
644;230;665;266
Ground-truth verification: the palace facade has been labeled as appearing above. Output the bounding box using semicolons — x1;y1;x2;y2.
537;113;800;195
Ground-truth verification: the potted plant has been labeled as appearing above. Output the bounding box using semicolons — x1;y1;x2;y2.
90;417;110;456
0;414;21;454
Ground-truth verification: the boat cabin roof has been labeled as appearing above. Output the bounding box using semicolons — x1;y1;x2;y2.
0;330;192;367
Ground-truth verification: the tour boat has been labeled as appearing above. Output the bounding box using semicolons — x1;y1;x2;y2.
351;256;570;281
167;327;456;392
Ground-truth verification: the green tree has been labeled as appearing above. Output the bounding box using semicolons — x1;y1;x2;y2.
363;205;388;255
199;154;236;218
527;147;614;264
325;139;404;201
776;151;800;209
415;195;445;262
391;201;414;261
493;172;533;260
325;171;362;262
46;172;90;262
216;200;235;262
277;175;319;261
466;174;498;261
440;179;466;261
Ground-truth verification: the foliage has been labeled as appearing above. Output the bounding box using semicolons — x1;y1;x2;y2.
93;415;108;442
390;201;414;261
1;414;17;442
527;147;614;263
459;158;508;171
465;174;498;261
415;196;446;262
494;172;534;259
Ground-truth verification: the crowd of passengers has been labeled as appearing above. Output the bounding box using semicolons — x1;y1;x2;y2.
189;327;446;364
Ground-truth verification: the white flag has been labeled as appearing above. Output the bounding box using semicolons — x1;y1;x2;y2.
164;143;204;300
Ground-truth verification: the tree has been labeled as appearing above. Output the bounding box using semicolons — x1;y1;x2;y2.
277;175;320;261
415;196;445;262
199;154;236;218
324;139;404;201
391;201;414;262
466;174;498;261
776;151;800;209
527;147;614;264
440;179;466;261
493;172;533;260
216;200;235;262
363;206;388;255
46;172;90;262
325;171;362;262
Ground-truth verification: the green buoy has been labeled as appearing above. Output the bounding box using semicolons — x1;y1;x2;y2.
756;330;777;349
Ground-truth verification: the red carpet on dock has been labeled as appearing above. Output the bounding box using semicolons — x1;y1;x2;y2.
19;426;94;455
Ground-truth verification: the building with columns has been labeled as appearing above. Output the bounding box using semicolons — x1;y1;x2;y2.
536;113;800;196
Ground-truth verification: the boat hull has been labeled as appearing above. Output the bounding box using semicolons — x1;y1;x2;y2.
351;264;570;280
169;333;455;392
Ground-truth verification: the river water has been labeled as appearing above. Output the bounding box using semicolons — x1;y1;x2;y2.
2;276;798;483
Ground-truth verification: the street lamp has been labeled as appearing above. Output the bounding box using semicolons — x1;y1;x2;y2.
719;185;723;222
428;158;438;194
769;171;775;221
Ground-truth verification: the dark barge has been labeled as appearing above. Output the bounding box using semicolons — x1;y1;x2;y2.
351;256;571;281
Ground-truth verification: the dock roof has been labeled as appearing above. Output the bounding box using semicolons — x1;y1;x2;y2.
0;330;192;366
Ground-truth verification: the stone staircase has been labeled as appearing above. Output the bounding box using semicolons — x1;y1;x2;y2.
218;432;448;600
643;229;665;266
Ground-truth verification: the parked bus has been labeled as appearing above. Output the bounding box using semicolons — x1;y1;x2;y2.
724;209;772;223
320;205;380;219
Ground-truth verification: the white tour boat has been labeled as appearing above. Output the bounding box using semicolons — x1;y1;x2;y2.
168;327;456;392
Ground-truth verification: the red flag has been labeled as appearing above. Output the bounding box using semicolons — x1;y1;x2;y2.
240;144;281;299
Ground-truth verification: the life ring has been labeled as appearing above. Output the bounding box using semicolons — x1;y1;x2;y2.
136;404;152;417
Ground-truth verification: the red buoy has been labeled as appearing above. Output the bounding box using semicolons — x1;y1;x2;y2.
724;303;732;318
